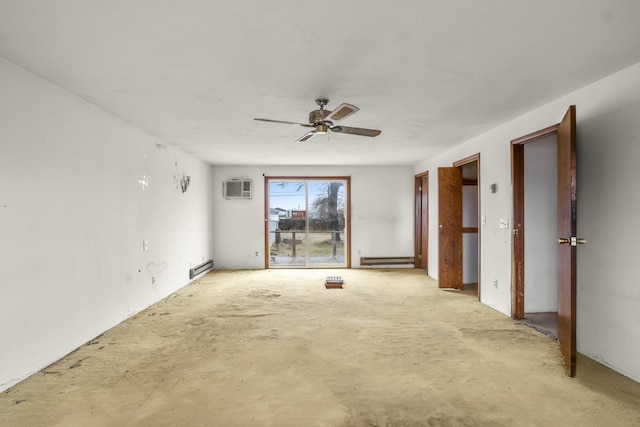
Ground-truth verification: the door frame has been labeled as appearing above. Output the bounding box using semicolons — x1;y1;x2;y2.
414;172;429;271
453;153;481;300
510;125;559;318
264;176;351;268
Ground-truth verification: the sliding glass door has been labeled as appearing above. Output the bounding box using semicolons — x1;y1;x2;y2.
266;177;349;268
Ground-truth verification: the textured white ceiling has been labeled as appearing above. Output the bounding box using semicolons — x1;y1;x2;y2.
1;1;640;165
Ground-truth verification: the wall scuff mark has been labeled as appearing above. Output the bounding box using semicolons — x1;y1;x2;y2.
146;262;168;288
180;175;191;193
146;262;168;277
173;159;190;193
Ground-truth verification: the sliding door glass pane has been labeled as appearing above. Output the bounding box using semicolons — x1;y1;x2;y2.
307;181;345;266
268;181;306;266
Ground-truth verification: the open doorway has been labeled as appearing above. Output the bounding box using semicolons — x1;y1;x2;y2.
511;106;579;377
520;135;559;338
454;155;480;299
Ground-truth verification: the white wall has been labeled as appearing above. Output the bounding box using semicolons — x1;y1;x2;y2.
211;165;414;269
0;59;213;392
415;62;640;383
524;135;558;313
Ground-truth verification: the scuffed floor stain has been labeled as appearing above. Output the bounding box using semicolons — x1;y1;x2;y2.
68;357;90;369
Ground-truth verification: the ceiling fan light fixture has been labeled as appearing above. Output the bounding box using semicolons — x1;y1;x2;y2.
315;123;328;134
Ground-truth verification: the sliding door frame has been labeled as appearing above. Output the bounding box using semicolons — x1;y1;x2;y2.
264;176;351;268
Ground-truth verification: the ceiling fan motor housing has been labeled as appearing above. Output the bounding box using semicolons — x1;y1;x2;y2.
309;109;331;123
309;110;331;133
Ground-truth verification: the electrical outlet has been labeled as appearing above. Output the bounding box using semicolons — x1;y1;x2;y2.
152;277;156;285
493;279;498;288
255;251;259;256
499;218;509;229
143;240;149;251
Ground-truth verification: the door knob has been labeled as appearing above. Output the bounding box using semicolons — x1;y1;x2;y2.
558;237;587;246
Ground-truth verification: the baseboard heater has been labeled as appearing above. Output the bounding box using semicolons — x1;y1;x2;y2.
360;256;415;266
189;259;214;279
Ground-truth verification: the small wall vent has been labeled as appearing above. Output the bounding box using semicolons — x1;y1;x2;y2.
223;179;252;199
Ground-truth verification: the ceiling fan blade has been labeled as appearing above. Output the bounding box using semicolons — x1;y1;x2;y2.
296;130;317;142
325;103;359;122
331;126;381;137
254;118;312;127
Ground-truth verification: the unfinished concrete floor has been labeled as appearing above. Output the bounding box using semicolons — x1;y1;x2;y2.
1;269;640;426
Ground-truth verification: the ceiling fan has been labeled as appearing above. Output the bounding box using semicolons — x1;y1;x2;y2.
254;98;381;142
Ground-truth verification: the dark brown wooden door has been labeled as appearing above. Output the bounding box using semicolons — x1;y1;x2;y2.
414;174;429;270
438;167;462;289
557;105;577;376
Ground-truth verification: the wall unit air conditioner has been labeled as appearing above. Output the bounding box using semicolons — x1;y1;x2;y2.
223;179;252;199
